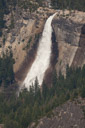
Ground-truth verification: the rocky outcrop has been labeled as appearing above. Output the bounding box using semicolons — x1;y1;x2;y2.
28;98;85;128
52;10;85;75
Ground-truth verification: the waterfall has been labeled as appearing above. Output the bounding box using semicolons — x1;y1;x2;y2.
23;13;56;90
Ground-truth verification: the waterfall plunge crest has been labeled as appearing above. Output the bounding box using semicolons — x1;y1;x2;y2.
23;13;56;90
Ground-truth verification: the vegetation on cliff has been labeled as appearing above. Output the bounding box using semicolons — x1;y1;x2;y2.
0;50;15;87
0;0;43;37
0;65;85;127
51;0;85;12
0;0;6;36
0;0;85;37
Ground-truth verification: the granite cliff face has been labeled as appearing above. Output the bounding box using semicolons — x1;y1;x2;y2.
0;7;56;84
28;98;85;128
1;9;85;83
52;10;85;75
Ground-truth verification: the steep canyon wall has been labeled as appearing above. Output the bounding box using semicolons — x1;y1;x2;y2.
52;10;85;75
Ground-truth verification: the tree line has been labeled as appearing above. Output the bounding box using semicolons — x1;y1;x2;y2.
51;0;85;11
0;50;15;88
0;64;85;128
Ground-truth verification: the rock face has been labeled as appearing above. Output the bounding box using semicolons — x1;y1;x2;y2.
28;98;85;128
0;7;55;83
1;8;85;82
52;10;85;75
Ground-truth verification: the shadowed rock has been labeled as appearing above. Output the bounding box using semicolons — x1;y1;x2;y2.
72;24;85;67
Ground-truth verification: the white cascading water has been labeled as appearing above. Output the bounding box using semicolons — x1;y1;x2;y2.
23;13;56;90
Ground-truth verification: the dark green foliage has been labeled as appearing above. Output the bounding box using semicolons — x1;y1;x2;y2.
42;81;48;101
9;13;15;29
81;86;85;98
0;0;6;36
51;0;85;11
4;120;20;128
0;50;15;87
0;64;85;127
36;0;43;6
51;0;57;9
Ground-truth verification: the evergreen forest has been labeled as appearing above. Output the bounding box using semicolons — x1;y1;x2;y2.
0;65;85;127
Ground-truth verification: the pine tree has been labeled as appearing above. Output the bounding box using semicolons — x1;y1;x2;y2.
42;81;48;101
